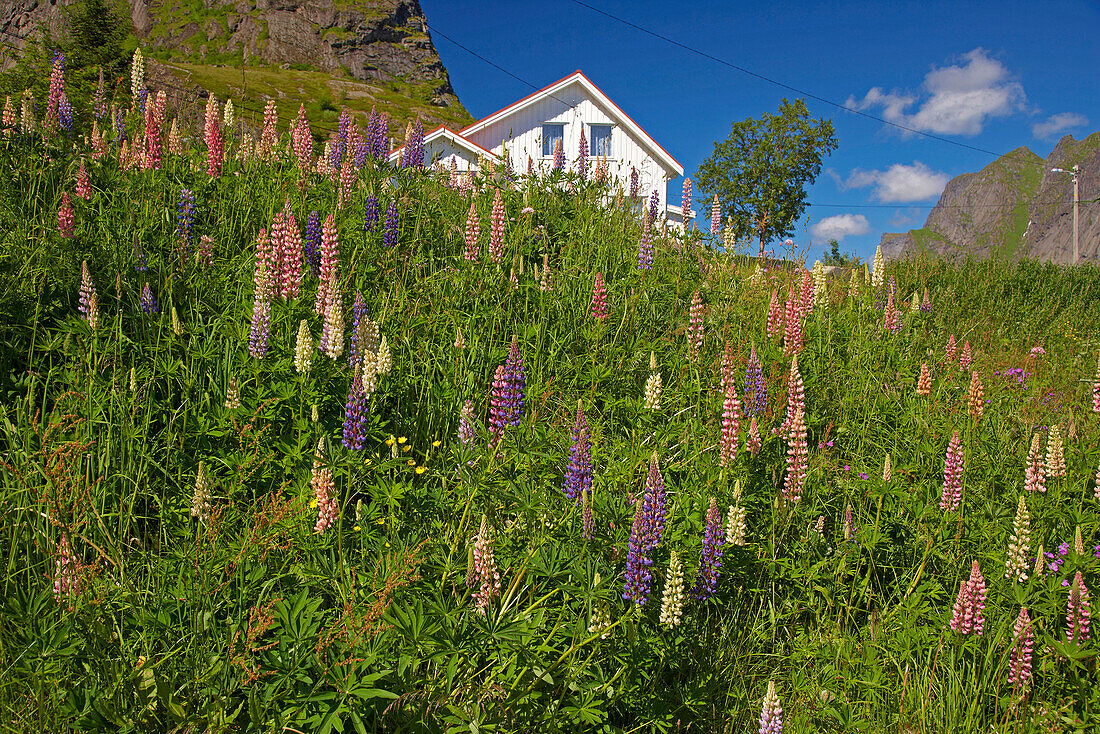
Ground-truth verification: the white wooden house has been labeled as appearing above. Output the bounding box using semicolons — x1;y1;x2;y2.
390;70;687;226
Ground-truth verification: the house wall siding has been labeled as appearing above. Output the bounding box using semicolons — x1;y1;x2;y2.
463;81;671;212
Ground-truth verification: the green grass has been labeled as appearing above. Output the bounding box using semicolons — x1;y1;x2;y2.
0;106;1099;733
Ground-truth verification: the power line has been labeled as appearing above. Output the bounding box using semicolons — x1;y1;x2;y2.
564;0;1012;159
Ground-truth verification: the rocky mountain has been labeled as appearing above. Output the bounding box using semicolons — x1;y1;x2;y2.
880;133;1100;264
1;0;472;131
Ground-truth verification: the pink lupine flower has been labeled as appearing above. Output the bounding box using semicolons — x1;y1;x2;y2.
746;416;761;456
758;681;783;734
57;192;75;238
258;99;278;159
489;189;505;263
590;272;608;321
799;269;813;317
710;194;721;237
882;287;899;331
143;103;161;170
766;289;783;339
472;516;501;612
204;97;224;177
45;51;64;134
960;340;972;371
781;407;807;504
940;430;963;511
53;532;79;601
783;284;803;357
776;354;804;438
75;160;91;199
1093;353;1099;413
917;363;931;396
315;214;339;316
720;340;736;393
292;103;312;172
278;200;302;300
681;177;692;223
1024;433;1046;493
1095;459;1100;500
687;291;704;361
719;383;742;467
949;561;986;635
464;200;480;261
1008;607;1033;688
312;439;338;533
1067;571;1091;644
337;157;355;209
945;334;957;363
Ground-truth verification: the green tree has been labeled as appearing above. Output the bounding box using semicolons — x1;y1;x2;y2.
63;0;130;69
696;99;837;255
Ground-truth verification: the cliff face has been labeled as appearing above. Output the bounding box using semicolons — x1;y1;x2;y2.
880;133;1100;264
1;0;471;129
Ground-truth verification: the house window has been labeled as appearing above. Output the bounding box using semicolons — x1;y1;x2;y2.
590;124;612;157
542;124;564;157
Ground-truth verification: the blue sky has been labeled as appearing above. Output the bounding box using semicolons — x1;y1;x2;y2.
421;0;1100;261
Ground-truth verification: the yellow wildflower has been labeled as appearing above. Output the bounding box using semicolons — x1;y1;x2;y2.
415;466;427;474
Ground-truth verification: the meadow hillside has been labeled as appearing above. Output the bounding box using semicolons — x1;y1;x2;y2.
2;59;1100;733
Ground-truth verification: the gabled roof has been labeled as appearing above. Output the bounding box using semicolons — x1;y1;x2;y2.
388;125;500;163
460;70;683;177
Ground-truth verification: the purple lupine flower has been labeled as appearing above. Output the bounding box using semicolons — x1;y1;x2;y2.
458;399;477;448
637;216;653;270
552;138;564;171
176;188;196;257
488;337;525;445
249;260;272;359
649;190;659;223
383;199;398;247
114;107;126;142
58;93;72;134
642;452;667;551
303;210;321;277
348;291;367;368
576;126;588;181
365;108;379;160
563;400;592;502
354;129;368;168
744;342;767;418
336;108;350;167
691;496;724;600
622;498;653;604
503;336;525;426
133;239;147;271
140;282;158;314
629;166;639;199
342;363;369;450
364;194;380;232
373;112;389;160
403;117;425;169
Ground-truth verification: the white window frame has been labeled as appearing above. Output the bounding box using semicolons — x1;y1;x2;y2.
542;123;565;158
589;124;613;158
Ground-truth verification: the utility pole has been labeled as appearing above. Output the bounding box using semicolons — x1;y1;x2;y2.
1072;164;1079;265
1051;165;1080;264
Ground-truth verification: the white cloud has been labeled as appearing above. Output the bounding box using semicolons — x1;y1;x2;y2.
847;48;1026;136
843;162;949;203
811;214;870;242
1032;112;1089;140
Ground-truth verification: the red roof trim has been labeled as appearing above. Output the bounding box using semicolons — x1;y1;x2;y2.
460;70;682;174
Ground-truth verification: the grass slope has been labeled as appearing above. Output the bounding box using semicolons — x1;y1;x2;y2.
1;112;1100;732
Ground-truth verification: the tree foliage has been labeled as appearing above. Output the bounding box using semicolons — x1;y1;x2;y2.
63;0;130;70
696;99;837;249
